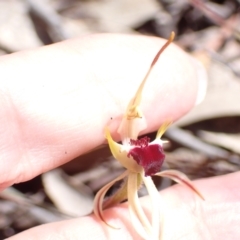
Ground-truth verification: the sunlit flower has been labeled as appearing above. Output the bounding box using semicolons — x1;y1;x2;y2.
93;32;204;240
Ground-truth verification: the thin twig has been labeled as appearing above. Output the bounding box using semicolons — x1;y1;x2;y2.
165;127;229;159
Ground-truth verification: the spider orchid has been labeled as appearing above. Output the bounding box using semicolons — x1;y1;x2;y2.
93;32;204;240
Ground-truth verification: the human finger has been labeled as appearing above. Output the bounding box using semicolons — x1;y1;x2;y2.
7;172;240;240
0;33;206;188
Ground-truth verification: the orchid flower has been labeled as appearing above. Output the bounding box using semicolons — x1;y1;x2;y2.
93;32;204;240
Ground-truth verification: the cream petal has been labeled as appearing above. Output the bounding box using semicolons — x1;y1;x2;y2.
93;170;129;228
155;170;205;200
128;172;153;239
103;172;143;210
103;178;128;210
141;173;161;239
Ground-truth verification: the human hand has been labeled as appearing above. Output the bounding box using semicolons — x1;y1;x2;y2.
8;172;240;239
0;33;202;190
1;34;237;240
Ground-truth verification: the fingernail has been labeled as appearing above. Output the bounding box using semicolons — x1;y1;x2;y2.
190;57;208;105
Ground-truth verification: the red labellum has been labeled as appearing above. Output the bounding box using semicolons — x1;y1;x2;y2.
128;137;165;176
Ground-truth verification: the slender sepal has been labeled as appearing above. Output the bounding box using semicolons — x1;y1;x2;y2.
118;32;175;144
93;170;129;228
103;173;143;210
155;169;205;200
156;120;172;139
128;172;153;239
141;172;161;239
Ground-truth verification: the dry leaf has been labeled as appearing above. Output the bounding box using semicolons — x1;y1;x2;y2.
199;130;240;155
42;169;93;217
0;0;42;51
175;61;240;127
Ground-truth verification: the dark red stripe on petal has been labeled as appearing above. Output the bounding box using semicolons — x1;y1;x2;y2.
128;140;165;176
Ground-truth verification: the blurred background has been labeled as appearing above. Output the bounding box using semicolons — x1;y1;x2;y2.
0;0;240;238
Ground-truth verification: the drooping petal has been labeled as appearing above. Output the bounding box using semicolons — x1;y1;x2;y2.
128;172;153;240
105;127;142;173
141;172;162;240
103;173;142;210
103;178;128;210
128;137;165;176
155;169;205;200
93;170;129;228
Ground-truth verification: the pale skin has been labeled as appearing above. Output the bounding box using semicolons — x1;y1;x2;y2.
0;34;239;240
